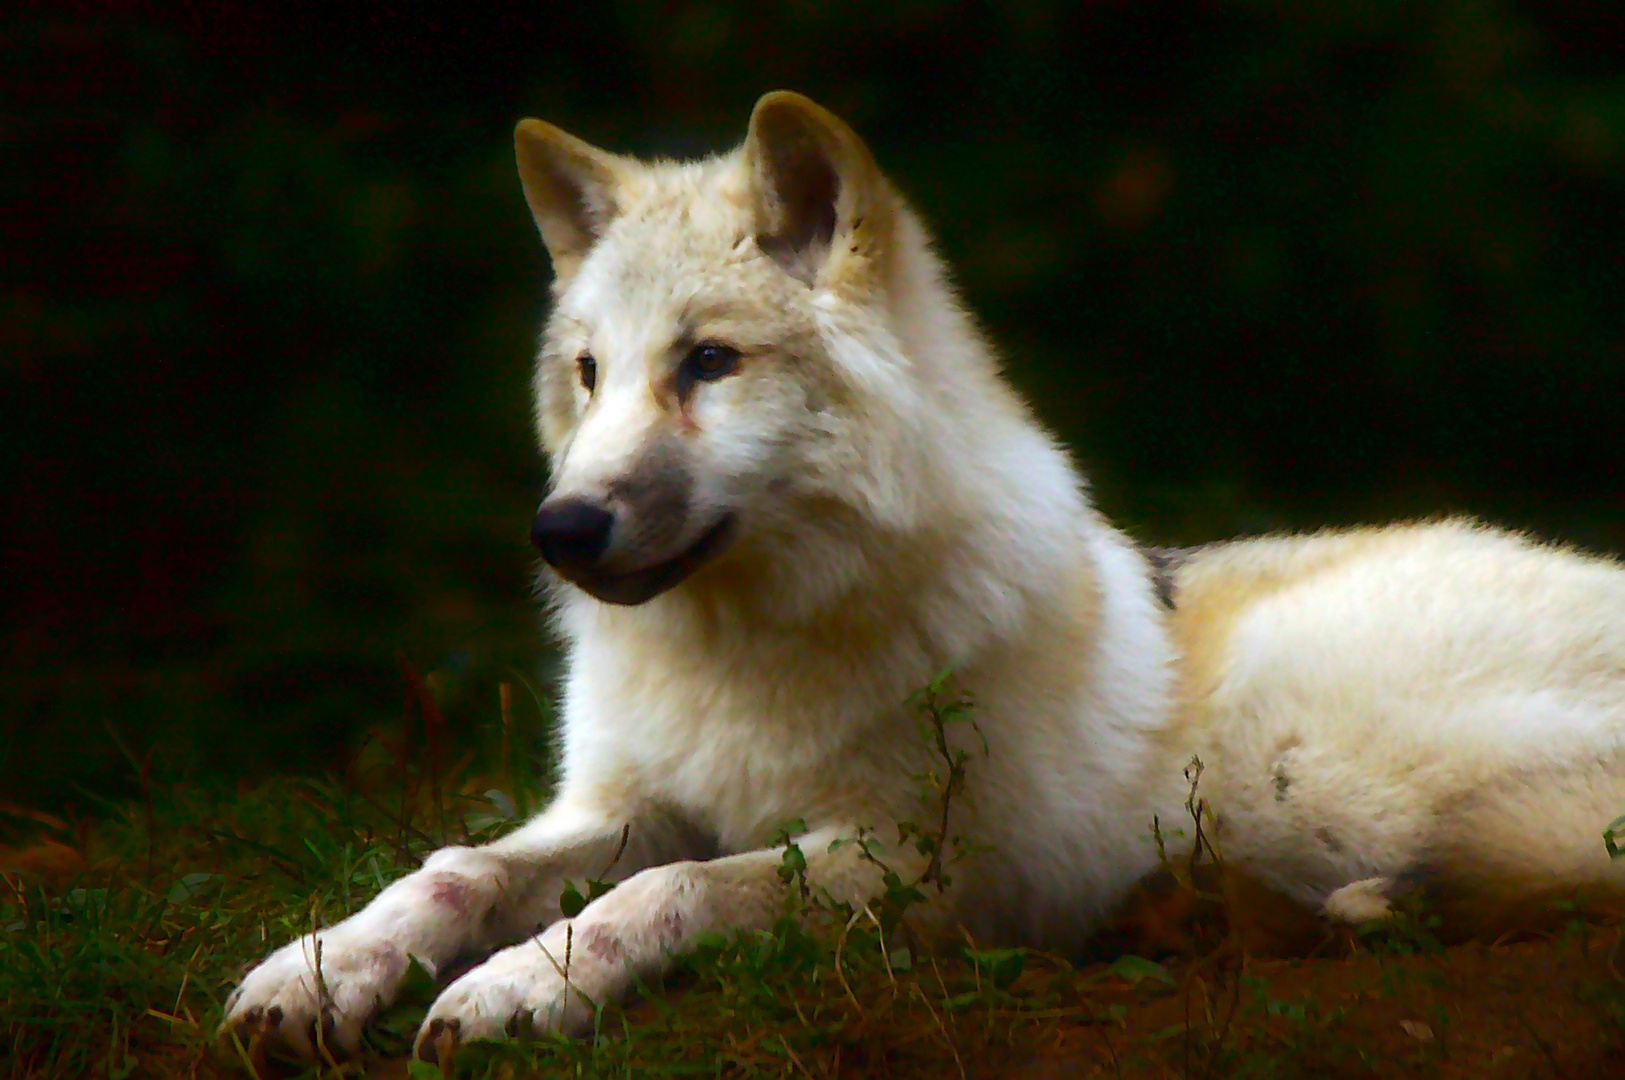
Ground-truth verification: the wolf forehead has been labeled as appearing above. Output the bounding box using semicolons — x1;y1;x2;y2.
543;161;815;342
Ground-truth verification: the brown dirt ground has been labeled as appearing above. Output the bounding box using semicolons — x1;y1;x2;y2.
995;929;1625;1079
149;921;1625;1079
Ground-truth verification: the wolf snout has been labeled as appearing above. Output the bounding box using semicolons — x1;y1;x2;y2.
531;497;614;570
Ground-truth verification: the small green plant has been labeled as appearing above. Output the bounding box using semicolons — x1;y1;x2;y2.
823;672;990;942
1162;758;1251;1079
768;817;811;906
897;672;989;894
773;672;995;974
1353;891;1445;961
557;823;631;919
1605;813;1625;859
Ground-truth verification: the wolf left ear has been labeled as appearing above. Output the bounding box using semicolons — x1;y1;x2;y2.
514;119;633;284
744;92;891;286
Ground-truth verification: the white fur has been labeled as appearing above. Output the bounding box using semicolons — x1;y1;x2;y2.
223;93;1625;1061
1323;878;1396;924
1169;523;1625;910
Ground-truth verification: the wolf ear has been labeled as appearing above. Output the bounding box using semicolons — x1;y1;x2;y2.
744;92;890;286
514;119;632;283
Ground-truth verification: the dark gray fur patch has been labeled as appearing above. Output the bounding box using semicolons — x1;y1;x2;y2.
606;439;693;559
1273;767;1290;802
1142;545;1204;610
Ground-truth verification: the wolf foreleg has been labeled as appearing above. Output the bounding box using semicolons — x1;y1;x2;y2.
413;823;918;1059
221;796;683;1060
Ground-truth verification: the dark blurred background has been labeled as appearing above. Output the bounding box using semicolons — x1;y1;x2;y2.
5;0;1623;809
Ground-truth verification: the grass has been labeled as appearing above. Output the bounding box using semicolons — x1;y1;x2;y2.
5;666;1625;1078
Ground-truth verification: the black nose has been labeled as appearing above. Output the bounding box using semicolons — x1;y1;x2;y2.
530;498;614;568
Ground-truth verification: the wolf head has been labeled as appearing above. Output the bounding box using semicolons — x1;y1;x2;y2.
517;92;1017;613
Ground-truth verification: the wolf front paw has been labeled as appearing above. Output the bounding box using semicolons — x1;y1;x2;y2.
221;930;414;1060
413;929;603;1062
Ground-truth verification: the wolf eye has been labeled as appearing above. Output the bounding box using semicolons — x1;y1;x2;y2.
576;354;596;393
685;343;740;382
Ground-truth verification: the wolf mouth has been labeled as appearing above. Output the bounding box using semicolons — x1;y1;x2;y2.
559;513;738;605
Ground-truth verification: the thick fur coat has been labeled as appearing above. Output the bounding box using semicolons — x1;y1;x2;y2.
224;92;1625;1062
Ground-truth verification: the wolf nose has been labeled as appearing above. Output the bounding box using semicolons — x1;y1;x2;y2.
531;498;614;568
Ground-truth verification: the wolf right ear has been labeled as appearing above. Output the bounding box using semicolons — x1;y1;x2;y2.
514;119;632;283
744;92;891;287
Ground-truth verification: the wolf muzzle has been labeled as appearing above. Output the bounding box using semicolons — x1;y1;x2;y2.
531;496;737;605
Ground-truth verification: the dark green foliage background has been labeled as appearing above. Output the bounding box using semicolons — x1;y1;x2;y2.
5;1;1623;808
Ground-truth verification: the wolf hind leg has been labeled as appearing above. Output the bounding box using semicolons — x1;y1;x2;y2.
1325;751;1625;936
1322;751;1625;939
1413;748;1625;936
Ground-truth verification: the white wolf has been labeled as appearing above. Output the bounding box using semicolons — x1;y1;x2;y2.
224;91;1625;1062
